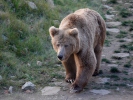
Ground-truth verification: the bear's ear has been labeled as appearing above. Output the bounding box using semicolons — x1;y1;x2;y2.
69;28;78;37
49;26;59;38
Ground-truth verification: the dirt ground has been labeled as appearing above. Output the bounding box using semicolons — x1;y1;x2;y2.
1;0;133;100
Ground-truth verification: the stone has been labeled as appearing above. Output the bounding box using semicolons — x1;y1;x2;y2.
106;28;120;33
102;0;107;2
27;1;37;9
37;61;43;66
110;11;119;14
51;78;57;82
95;78;110;84
127;84;133;87
112;53;130;58
41;86;60;95
46;0;54;8
8;86;13;94
54;82;63;86
123;38;132;42
106;22;121;27
105;14;114;20
107;64;118;67
103;5;113;10
27;63;31;67
2;35;8;41
118;0;123;3
0;75;2;80
22;81;35;91
90;89;111;95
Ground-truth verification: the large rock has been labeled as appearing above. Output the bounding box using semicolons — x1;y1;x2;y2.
0;75;2;80
27;1;37;9
105;14;114;20
22;81;35;91
106;28;120;33
106;22;121;28
90;89;111;95
46;0;54;8
112;53;130;58
37;61;43;66
41;86;61;95
107;64;118;67
95;77;110;84
123;38;132;42
103;5;113;10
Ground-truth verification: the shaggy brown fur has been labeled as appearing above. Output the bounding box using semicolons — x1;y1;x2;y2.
49;8;106;93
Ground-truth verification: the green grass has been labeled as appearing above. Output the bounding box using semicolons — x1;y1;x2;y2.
120;42;133;51
116;31;128;38
114;50;120;53
119;8;132;18
0;0;103;88
108;0;118;4
110;67;120;73
124;63;131;68
104;39;111;47
102;58;111;63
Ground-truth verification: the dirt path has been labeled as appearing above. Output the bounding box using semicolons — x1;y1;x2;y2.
1;0;133;100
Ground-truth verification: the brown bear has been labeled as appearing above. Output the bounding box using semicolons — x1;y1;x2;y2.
49;8;106;93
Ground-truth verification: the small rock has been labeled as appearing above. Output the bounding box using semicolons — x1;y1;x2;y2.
125;3;131;6
123;38;132;42
8;86;13;94
111;61;117;64
22;81;35;91
107;64;118;67
103;5;113;10
37;61;43;66
2;35;8;41
46;0;54;8
127;84;133;87
90;89;111;95
27;1;37;9
118;0;123;3
106;28;120;33
116;87;120;91
54;82;63;86
112;53;130;58
110;11;119;14
51;78;57;82
106;22;121;27
95;78;110;84
128;71;133;75
27;63;31;67
102;0;107;2
41;86;60;95
105;14;114;20
102;55;106;57
0;75;2;80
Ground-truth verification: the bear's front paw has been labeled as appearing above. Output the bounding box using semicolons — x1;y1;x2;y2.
70;83;83;93
65;78;75;84
65;74;75;84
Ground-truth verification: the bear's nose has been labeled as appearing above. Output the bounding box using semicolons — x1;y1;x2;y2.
57;55;63;60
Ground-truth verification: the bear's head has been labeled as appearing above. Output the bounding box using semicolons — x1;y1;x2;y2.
49;26;80;61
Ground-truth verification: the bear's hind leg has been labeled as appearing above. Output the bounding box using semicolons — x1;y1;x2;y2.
62;54;76;83
93;45;102;76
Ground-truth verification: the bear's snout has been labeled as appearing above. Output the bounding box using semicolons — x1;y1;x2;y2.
57;55;63;60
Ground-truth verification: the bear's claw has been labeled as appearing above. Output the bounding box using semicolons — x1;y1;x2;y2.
66;79;74;84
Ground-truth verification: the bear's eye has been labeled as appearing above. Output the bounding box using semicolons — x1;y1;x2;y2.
57;44;60;47
64;45;68;48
